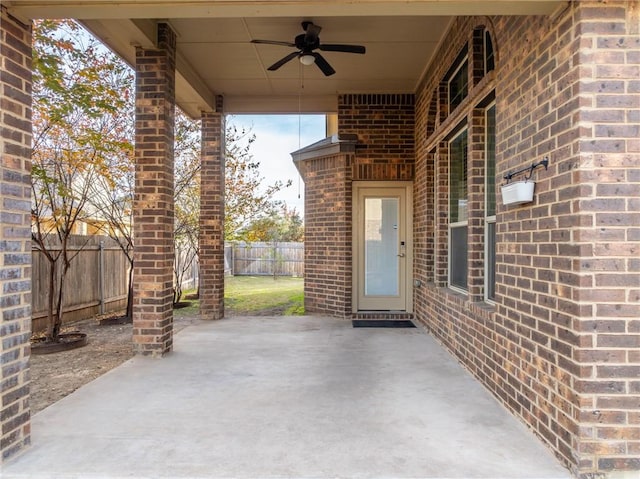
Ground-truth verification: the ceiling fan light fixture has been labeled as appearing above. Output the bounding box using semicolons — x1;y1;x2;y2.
299;54;315;66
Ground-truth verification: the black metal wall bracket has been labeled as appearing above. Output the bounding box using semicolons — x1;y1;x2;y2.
503;157;549;183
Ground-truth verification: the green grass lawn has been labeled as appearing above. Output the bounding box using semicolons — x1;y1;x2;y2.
224;276;304;316
175;276;304;316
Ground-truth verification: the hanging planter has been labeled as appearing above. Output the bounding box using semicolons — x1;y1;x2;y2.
501;180;535;206
501;157;548;206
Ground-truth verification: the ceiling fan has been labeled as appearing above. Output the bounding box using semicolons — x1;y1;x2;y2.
251;21;366;76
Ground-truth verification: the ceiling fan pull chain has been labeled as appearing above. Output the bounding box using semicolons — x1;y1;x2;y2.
297;62;304;199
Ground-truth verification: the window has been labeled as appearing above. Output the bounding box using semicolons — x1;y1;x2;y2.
447;46;469;112
484;30;495;74
449;128;468;291
485;104;496;301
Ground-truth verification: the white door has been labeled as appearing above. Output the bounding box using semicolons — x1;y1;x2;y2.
354;183;412;312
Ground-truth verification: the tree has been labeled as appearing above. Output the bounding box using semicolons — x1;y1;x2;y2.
236;207;304;279
85;147;136;319
170;115;293;301
224;123;292;240
82;53;136;320
32;19;134;341
32;20;291;327
238;206;304;243
173;111;201;303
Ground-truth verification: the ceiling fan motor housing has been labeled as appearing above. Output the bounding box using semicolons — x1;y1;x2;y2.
295;33;320;52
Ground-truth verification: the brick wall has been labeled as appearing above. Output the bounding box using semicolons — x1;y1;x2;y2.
199;97;225;320
299;153;353;317
132;23;176;357
413;3;640;477
338;93;415;181
299;94;416;318
494;11;583;470
0;6;32;462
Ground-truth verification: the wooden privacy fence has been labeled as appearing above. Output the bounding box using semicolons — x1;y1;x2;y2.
32;235;129;332
32;238;303;331
178;242;305;290
225;242;304;277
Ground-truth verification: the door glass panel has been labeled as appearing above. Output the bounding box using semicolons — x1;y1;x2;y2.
364;198;399;296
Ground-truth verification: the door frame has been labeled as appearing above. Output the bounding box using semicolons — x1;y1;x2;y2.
352;181;413;313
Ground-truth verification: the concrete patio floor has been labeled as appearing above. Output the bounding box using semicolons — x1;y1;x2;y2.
3;316;571;479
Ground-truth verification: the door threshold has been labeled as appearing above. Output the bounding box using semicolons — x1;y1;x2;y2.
352;311;414;320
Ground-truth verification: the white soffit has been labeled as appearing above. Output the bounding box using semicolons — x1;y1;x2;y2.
7;0;567;115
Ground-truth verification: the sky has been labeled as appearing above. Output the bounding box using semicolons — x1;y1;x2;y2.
226;114;327;216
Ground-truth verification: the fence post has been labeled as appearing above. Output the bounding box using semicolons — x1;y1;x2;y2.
231;243;235;276
99;240;105;315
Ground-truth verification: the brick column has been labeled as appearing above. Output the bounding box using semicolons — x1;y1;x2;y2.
199;97;225;320
132;23;176;356
0;7;32;462
572;2;640;475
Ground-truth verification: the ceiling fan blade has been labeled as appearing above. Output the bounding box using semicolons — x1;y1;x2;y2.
251;39;296;48
304;22;322;43
312;52;335;76
319;44;366;54
267;51;300;71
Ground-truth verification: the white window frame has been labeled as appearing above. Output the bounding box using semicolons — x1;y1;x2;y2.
447;55;469;112
484;103;496;303
483;30;495;75
448;127;468;294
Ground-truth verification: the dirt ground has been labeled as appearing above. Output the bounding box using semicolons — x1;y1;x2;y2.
30;307;200;414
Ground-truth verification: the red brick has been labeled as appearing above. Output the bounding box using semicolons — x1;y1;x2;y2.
132;23;176;357
407;3;640;477
0;6;32;464
199;103;225;320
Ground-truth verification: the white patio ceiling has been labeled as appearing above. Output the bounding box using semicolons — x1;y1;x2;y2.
6;1;565;116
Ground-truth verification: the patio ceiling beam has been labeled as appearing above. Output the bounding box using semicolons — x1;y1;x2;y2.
6;1;567;21
82;18;217;117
